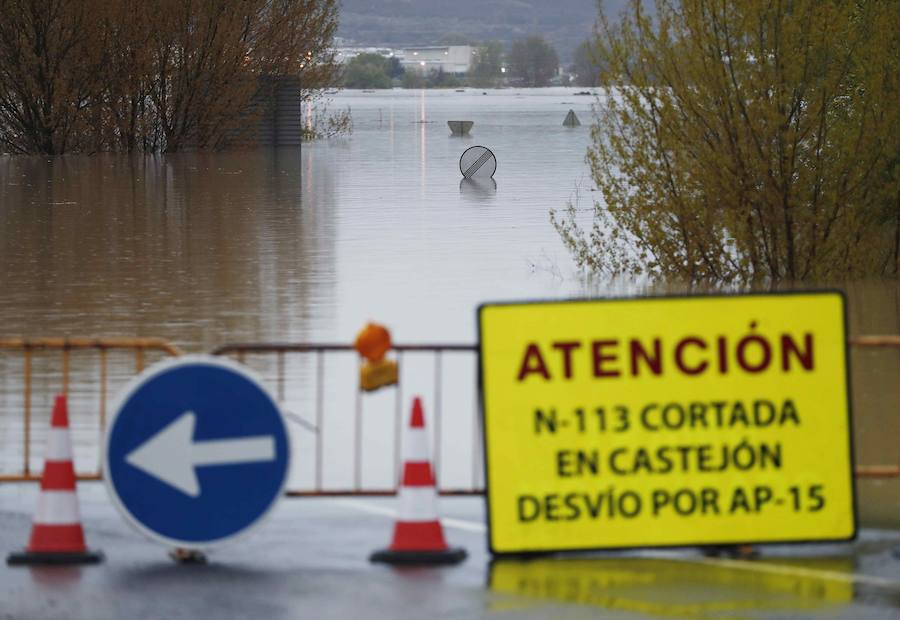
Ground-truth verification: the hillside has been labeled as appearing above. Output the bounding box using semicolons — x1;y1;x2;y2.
337;0;631;63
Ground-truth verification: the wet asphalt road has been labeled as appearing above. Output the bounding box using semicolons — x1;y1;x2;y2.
1;484;899;620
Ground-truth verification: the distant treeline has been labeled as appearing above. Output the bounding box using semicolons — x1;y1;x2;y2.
340;35;603;90
337;0;611;64
0;0;339;155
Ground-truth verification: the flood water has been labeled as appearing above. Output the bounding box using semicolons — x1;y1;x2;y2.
0;88;897;527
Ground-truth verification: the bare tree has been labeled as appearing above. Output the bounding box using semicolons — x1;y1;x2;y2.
0;0;106;154
0;0;339;154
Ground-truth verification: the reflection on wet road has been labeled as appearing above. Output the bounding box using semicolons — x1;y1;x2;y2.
2;489;899;619
490;557;860;618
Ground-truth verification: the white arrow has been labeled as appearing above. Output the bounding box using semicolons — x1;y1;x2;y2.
125;411;276;497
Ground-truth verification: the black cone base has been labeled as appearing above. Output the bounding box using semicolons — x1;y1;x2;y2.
370;546;467;566
7;550;104;566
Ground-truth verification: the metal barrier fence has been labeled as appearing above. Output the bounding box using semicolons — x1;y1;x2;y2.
0;338;182;482
213;336;900;495
211;343;482;496
0;335;897;490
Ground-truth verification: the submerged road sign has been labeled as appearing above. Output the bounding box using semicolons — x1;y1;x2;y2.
104;355;290;548
459;145;497;179
478;292;855;554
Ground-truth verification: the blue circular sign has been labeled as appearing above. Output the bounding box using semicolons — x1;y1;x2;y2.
104;355;290;548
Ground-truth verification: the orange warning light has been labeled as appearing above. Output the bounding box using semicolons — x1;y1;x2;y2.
355;323;398;392
354;322;392;362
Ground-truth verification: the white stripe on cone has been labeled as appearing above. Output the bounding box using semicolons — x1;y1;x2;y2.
46;428;73;461
397;486;439;522
403;427;429;462
34;490;81;525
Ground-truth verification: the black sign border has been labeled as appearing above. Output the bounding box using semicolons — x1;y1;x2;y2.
477;289;858;557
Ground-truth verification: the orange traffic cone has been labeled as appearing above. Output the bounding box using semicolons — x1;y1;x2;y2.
370;396;467;565
7;395;103;565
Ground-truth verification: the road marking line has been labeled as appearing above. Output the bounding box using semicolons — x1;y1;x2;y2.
334;499;487;533
442;517;487;533
332;499;394;517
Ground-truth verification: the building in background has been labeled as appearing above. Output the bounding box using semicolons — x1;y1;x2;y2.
333;45;475;76
334;47;397;65
396;46;473;75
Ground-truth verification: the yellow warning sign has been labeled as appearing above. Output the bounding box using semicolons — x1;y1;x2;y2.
478;292;855;554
